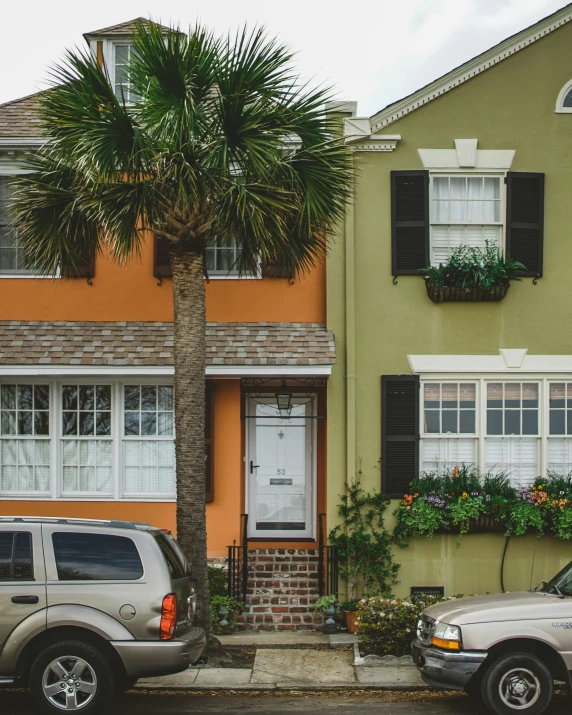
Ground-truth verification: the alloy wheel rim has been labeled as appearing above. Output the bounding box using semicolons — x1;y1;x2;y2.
498;667;541;710
41;656;97;711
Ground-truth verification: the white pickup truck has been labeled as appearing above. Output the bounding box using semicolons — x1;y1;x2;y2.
412;562;572;715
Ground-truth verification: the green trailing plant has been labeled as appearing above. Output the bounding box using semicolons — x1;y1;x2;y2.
209;595;244;635
328;470;400;600
314;595;339;614
394;470;572;542
339;599;360;613
421;243;526;292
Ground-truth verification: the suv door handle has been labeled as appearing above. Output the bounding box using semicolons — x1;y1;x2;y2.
11;595;39;604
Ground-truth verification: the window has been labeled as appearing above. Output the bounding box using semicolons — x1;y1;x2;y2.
206;236;243;276
548;383;572;473
0;532;33;581
155;532;190;579
430;175;502;265
0;384;50;494
61;385;113;495
556;80;572;113
0;178;30;274
0;380;177;500
123;385;175;496
422;382;476;472
421;380;542;486
52;532;143;580
113;44;137;102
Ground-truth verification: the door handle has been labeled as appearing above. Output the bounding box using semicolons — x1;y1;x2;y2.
11;595;39;605
250;460;260;474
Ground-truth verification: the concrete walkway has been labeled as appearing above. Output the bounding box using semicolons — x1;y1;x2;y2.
136;634;425;691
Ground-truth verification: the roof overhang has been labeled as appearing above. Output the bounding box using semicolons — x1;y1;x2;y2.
0;364;332;377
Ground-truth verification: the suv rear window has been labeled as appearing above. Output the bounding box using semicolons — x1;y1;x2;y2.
0;532;33;581
155;532;191;580
52;532;143;581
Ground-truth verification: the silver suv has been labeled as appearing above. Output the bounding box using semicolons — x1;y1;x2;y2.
412;561;572;714
0;516;206;713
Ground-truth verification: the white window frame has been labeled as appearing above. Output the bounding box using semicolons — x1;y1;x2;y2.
0;377;176;501
428;171;506;267
556;79;572;114
419;375;572;485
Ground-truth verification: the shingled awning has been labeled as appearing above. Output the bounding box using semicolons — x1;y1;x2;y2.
0;321;335;374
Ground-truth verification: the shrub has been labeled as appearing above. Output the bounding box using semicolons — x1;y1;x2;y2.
209;595;244;635
356;594;446;657
208;565;228;597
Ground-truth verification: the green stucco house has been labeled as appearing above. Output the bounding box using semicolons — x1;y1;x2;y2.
326;3;572;598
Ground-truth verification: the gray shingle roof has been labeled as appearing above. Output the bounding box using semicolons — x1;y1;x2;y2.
0;322;335;367
0;93;44;137
84;18;172;37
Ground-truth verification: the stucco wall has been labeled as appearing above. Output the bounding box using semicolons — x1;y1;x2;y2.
327;21;572;597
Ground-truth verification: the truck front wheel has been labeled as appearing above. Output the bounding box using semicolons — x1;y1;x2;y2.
481;651;553;715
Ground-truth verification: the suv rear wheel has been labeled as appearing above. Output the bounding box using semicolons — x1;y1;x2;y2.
29;640;114;714
481;652;553;715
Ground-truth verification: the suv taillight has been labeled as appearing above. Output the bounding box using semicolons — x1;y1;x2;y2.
160;593;177;640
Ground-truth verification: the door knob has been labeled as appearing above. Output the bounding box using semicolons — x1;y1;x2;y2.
250;461;260;474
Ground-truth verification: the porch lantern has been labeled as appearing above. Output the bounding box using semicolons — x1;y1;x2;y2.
275;381;293;415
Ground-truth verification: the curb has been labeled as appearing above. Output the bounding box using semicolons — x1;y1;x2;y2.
134;683;434;692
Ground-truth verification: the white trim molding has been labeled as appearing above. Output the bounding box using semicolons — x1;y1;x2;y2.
408;349;572;374
556;78;572;113
0;364;333;378
371;4;572;131
418;139;515;170
343;117;401;152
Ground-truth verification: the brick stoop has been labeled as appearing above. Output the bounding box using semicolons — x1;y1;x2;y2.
235;548;323;631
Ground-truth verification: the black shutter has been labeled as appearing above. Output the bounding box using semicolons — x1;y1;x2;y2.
205;382;215;503
506;172;545;278
154;235;173;278
381;375;419;498
391;170;429;275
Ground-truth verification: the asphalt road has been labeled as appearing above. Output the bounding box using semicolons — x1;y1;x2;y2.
1;690;571;714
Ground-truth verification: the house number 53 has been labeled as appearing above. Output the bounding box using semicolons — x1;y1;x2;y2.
277;469;286;475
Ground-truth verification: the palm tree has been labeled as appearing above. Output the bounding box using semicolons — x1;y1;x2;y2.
12;21;352;637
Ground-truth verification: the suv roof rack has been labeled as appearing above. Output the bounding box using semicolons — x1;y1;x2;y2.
0;516;151;530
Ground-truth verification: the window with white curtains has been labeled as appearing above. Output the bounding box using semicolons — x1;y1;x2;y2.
0;379;175;499
421;379;553;486
430;175;503;265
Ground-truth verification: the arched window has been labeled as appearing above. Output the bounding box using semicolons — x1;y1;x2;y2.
556;80;572;113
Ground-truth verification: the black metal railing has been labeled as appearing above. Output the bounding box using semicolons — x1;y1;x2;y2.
227;513;249;602
318;512;339;596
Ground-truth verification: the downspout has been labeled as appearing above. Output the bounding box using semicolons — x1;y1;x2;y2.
345;170;356;487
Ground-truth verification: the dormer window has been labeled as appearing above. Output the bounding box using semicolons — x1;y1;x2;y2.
556;80;572;113
113;44;136;102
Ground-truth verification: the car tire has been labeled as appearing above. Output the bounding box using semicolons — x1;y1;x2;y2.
29;639;115;714
480;651;553;715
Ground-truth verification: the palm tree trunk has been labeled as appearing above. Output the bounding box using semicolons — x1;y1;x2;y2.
171;248;212;639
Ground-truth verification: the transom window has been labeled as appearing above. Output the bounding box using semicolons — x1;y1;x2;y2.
430;175;503;265
0;380;175;500
556;80;572;114
421;379;572;486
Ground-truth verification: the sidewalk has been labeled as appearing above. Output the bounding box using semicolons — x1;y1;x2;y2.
135;633;426;691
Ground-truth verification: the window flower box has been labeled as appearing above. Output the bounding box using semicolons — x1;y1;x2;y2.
425;280;509;303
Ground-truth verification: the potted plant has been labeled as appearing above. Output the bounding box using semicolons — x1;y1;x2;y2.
339;599;360;633
209;595;244;635
421;243;526;303
314;595;339;633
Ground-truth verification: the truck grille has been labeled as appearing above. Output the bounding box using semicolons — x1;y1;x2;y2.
417;614;436;645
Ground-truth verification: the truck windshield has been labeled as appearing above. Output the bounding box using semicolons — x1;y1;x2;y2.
541;561;572;597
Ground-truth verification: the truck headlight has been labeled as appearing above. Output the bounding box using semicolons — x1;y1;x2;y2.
431;621;462;650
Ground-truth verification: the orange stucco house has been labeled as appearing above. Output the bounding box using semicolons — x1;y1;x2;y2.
0;19;336;630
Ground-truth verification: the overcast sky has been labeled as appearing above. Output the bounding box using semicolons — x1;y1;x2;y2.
1;0;569;116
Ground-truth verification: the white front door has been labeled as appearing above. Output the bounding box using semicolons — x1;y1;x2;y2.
246;398;315;539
